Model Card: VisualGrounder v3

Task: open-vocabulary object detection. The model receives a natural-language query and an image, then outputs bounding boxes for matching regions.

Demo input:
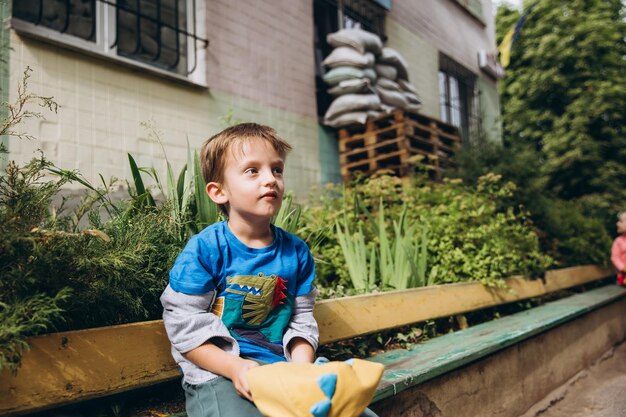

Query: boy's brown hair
[200,123,293,215]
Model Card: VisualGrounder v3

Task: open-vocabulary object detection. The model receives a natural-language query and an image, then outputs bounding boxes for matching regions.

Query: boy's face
[617,214,626,235]
[207,138,285,223]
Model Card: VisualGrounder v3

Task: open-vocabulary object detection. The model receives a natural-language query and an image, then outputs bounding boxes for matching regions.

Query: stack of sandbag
[321,28,383,128]
[374,47,422,113]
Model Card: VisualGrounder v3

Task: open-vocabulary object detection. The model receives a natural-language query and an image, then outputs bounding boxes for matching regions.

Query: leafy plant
[0,67,57,141]
[273,193,302,234]
[335,220,377,291]
[374,201,428,290]
[304,172,553,291]
[0,290,70,375]
[193,150,220,232]
[126,127,221,238]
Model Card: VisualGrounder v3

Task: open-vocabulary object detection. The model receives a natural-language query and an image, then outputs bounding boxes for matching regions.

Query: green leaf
[127,153,155,207]
[193,150,219,230]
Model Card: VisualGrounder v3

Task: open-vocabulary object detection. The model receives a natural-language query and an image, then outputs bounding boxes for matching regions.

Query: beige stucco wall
[387,0,500,140]
[390,0,496,76]
[385,17,440,118]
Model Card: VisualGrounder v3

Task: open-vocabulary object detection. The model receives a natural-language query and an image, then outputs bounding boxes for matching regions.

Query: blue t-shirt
[169,221,316,363]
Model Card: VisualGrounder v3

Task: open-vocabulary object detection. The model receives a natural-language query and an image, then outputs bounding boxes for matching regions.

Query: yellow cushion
[247,359,384,417]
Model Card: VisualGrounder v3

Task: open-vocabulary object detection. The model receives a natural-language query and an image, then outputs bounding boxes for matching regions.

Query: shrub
[301,172,553,293]
[0,150,186,372]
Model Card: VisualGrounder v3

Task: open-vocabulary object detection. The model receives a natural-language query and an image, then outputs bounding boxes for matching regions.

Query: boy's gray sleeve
[283,288,319,360]
[160,284,239,355]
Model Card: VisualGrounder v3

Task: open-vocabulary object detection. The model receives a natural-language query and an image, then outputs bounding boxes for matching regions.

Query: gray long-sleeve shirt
[161,285,319,384]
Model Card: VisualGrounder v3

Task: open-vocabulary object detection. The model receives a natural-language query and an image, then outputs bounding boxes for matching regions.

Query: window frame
[438,55,480,144]
[11,0,207,88]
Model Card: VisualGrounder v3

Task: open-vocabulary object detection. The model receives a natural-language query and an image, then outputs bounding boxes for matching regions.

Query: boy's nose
[262,171,277,186]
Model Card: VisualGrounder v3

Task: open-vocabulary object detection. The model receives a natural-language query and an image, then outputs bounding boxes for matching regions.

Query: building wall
[385,17,440,119]
[4,0,502,195]
[0,0,10,169]
[6,0,321,198]
[390,0,496,75]
[387,0,501,142]
[206,0,318,119]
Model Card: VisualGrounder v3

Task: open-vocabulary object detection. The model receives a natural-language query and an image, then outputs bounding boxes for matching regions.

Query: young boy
[611,211,626,287]
[160,123,318,417]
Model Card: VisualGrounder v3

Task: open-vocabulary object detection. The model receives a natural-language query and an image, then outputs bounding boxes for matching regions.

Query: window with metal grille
[438,54,480,144]
[12,0,208,84]
[314,0,387,118]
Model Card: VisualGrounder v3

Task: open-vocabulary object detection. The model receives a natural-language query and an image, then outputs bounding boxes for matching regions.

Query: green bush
[0,152,186,373]
[448,137,613,267]
[301,172,553,293]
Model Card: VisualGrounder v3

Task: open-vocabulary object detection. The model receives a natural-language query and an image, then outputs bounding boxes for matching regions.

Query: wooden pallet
[339,110,461,182]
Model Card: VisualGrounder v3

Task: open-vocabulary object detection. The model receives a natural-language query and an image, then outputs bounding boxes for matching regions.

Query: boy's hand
[227,357,259,401]
[182,342,259,401]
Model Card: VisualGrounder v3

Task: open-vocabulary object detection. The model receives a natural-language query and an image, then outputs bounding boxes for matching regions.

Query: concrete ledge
[370,286,626,416]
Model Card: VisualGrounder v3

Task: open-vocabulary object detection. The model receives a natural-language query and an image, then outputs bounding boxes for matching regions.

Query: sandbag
[376,77,401,92]
[322,47,375,69]
[403,91,422,105]
[374,64,397,81]
[379,47,409,80]
[367,109,383,118]
[406,103,422,112]
[324,111,369,128]
[327,28,383,55]
[380,103,395,114]
[375,86,409,109]
[398,78,418,94]
[324,93,381,121]
[362,68,378,83]
[322,66,365,86]
[327,78,373,96]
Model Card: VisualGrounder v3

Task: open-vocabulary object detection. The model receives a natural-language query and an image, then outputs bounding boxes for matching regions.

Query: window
[438,54,480,143]
[314,0,387,118]
[12,0,208,85]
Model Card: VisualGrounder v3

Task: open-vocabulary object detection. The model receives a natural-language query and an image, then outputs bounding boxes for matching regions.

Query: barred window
[438,54,480,144]
[12,0,208,84]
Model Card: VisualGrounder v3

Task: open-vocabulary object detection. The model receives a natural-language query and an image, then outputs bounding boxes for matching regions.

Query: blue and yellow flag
[498,1,539,68]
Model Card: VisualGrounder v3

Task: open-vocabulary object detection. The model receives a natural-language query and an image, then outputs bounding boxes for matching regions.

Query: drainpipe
[337,0,343,29]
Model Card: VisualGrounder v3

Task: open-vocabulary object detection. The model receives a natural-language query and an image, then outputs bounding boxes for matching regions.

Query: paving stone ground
[520,341,626,417]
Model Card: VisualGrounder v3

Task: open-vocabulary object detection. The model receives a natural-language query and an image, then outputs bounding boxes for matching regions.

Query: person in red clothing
[611,211,626,286]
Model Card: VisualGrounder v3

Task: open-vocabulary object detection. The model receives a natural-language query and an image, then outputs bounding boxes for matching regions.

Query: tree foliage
[496,0,626,222]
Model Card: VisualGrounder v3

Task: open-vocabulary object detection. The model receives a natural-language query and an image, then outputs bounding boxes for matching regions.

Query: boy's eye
[272,167,283,174]
[245,168,258,175]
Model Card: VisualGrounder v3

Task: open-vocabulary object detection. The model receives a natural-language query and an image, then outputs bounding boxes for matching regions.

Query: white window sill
[11,18,208,90]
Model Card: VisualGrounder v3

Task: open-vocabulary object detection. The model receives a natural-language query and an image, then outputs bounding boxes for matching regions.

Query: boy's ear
[206,182,228,205]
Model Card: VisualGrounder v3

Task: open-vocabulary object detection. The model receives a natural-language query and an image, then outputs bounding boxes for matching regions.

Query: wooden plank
[0,320,179,416]
[314,265,613,344]
[339,136,405,164]
[369,285,626,402]
[543,264,613,292]
[338,123,406,146]
[0,265,612,415]
[342,149,405,170]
